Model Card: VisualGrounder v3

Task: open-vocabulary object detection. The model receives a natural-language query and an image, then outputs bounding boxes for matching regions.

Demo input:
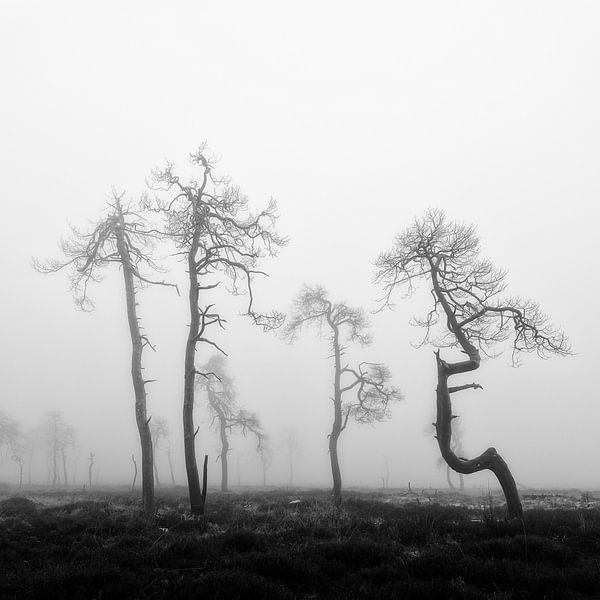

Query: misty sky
[1,1,599,490]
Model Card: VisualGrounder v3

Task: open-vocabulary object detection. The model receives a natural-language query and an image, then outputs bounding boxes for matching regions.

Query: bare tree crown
[284,285,402,426]
[146,146,287,338]
[374,208,570,362]
[33,194,175,310]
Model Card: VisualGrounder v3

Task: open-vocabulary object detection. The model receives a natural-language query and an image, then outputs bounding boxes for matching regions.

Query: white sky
[1,1,599,491]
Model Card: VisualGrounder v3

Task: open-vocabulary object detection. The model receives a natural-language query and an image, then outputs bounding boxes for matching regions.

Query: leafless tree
[374,208,570,517]
[42,412,75,487]
[88,452,95,489]
[258,444,273,487]
[0,410,21,460]
[167,442,176,487]
[284,285,402,504]
[282,429,302,488]
[147,146,285,514]
[196,355,264,492]
[131,454,138,491]
[34,194,176,516]
[149,416,169,489]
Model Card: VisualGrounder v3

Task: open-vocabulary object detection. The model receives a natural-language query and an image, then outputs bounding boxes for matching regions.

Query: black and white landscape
[1,2,599,598]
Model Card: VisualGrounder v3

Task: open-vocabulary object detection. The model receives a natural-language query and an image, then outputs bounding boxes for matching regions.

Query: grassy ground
[1,488,599,599]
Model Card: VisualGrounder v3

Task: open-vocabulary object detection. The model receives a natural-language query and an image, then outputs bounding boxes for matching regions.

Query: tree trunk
[201,454,208,513]
[183,229,203,515]
[131,454,138,491]
[459,473,465,491]
[61,447,68,487]
[430,266,523,518]
[434,351,523,517]
[446,464,455,490]
[219,419,229,492]
[167,446,176,487]
[153,445,161,488]
[329,429,342,505]
[114,208,155,517]
[329,322,343,506]
[88,453,94,490]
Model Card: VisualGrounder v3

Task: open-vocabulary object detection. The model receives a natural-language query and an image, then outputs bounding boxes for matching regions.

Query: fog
[1,1,599,494]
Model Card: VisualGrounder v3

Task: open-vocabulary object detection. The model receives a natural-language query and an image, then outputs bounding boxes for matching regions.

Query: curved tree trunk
[434,350,523,517]
[430,264,523,518]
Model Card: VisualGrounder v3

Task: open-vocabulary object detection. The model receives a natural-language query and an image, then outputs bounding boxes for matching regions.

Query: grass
[1,489,600,599]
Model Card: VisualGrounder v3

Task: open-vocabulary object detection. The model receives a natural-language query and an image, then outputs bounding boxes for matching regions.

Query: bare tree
[258,444,273,487]
[283,429,302,488]
[149,416,169,488]
[0,410,21,460]
[34,194,176,516]
[148,146,285,514]
[42,412,75,487]
[196,355,264,492]
[167,442,176,487]
[374,208,570,517]
[284,285,402,504]
[88,452,95,489]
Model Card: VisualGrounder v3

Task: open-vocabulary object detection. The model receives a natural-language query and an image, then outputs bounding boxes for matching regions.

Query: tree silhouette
[35,194,176,515]
[375,208,570,517]
[148,146,284,514]
[196,355,264,492]
[284,284,401,504]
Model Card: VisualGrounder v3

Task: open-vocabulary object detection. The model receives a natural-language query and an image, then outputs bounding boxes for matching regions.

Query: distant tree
[0,410,21,459]
[148,146,285,514]
[34,194,176,516]
[42,412,75,487]
[374,209,570,517]
[258,444,273,487]
[166,442,176,487]
[88,452,95,489]
[149,416,169,488]
[284,285,402,504]
[282,429,302,488]
[196,355,264,492]
[381,456,390,489]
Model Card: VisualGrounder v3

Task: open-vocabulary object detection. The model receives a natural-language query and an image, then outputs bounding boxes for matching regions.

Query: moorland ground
[1,487,600,599]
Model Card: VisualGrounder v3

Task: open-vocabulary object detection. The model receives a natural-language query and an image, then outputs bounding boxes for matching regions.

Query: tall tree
[149,146,284,514]
[197,355,264,492]
[284,285,402,504]
[34,194,176,515]
[374,208,570,517]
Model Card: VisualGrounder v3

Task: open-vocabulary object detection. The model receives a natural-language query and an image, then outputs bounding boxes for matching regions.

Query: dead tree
[148,146,285,515]
[149,416,169,488]
[374,208,570,517]
[12,455,24,489]
[167,443,176,487]
[283,429,302,488]
[284,285,402,504]
[197,355,264,493]
[88,452,95,489]
[34,194,176,516]
[42,412,75,487]
[259,444,273,487]
[131,454,138,491]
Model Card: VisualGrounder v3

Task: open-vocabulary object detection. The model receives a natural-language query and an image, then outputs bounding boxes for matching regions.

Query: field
[1,487,600,599]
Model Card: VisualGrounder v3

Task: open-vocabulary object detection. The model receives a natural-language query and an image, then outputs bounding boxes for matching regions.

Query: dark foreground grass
[1,490,600,599]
